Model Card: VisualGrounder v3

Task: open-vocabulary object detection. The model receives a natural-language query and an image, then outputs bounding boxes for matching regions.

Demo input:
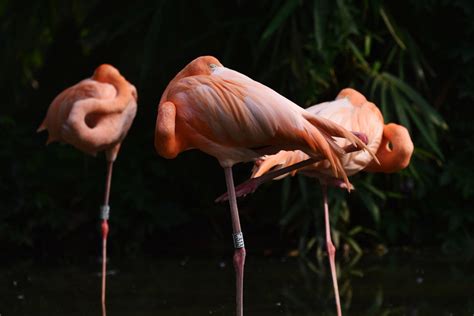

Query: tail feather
[251,156,282,178]
[303,112,377,160]
[299,120,347,184]
[301,112,377,188]
[251,151,303,179]
[250,107,375,191]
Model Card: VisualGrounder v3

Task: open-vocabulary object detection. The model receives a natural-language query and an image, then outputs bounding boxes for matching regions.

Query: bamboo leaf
[404,100,444,158]
[336,0,358,35]
[383,73,448,129]
[344,236,362,254]
[382,73,445,158]
[389,84,411,131]
[304,258,321,274]
[306,237,317,250]
[313,0,329,50]
[262,0,299,40]
[348,225,363,236]
[414,147,437,161]
[407,164,422,183]
[404,31,435,80]
[361,181,387,200]
[347,40,370,70]
[364,34,371,56]
[280,200,303,227]
[358,192,380,225]
[379,7,406,50]
[380,79,390,121]
[384,191,405,199]
[370,75,381,100]
[350,269,364,277]
[385,46,399,70]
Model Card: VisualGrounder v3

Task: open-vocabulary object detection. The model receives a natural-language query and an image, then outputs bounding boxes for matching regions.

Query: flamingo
[222,88,413,316]
[154,57,373,316]
[37,64,138,316]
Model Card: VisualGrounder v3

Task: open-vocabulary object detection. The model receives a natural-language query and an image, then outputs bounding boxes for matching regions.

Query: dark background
[1,0,473,263]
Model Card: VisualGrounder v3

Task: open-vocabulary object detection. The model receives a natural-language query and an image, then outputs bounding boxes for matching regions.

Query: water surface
[1,249,473,315]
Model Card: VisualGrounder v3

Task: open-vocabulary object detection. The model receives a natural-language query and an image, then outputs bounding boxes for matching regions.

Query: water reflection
[1,249,473,315]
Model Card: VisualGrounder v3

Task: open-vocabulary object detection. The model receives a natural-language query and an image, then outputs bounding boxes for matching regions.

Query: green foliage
[0,0,472,257]
[254,0,472,255]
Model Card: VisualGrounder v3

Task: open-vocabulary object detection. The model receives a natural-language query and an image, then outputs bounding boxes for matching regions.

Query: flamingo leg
[322,184,342,316]
[101,160,114,316]
[224,167,246,316]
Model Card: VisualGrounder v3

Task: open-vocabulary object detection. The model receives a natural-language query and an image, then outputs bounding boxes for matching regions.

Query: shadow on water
[1,249,473,315]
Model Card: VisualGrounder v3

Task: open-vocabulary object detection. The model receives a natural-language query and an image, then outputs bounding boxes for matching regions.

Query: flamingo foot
[321,176,354,190]
[351,131,368,145]
[215,178,260,203]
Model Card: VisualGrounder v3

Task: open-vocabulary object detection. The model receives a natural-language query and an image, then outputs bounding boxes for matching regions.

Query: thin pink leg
[101,220,109,316]
[224,167,246,316]
[322,184,342,316]
[101,160,114,316]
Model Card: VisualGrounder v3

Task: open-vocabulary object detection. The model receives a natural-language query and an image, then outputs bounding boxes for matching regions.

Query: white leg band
[233,232,245,249]
[100,205,110,220]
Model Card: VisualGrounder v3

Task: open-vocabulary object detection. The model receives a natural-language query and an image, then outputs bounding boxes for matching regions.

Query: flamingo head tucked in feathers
[173,56,223,80]
[93,64,138,101]
[364,123,414,173]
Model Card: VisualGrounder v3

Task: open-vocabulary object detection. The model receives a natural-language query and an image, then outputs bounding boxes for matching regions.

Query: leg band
[233,232,245,249]
[100,205,110,220]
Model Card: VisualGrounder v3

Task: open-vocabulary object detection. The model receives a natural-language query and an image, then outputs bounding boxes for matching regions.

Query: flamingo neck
[93,65,136,102]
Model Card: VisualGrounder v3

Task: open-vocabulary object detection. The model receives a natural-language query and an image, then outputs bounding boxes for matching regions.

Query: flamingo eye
[209,63,218,69]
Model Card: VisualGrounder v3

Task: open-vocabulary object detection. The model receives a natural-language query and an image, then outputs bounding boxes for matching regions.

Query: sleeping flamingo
[154,57,373,316]
[37,64,137,316]
[222,88,413,316]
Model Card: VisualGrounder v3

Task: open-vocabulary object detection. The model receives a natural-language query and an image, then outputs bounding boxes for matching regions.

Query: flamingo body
[250,88,414,316]
[156,57,371,181]
[38,64,137,161]
[306,89,384,176]
[253,88,413,180]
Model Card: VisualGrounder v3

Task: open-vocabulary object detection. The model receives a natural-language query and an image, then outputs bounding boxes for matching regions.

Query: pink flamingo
[154,57,373,316]
[218,88,413,316]
[37,64,137,316]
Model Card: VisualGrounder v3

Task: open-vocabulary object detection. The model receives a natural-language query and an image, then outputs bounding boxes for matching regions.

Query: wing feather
[252,92,384,181]
[165,68,370,184]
